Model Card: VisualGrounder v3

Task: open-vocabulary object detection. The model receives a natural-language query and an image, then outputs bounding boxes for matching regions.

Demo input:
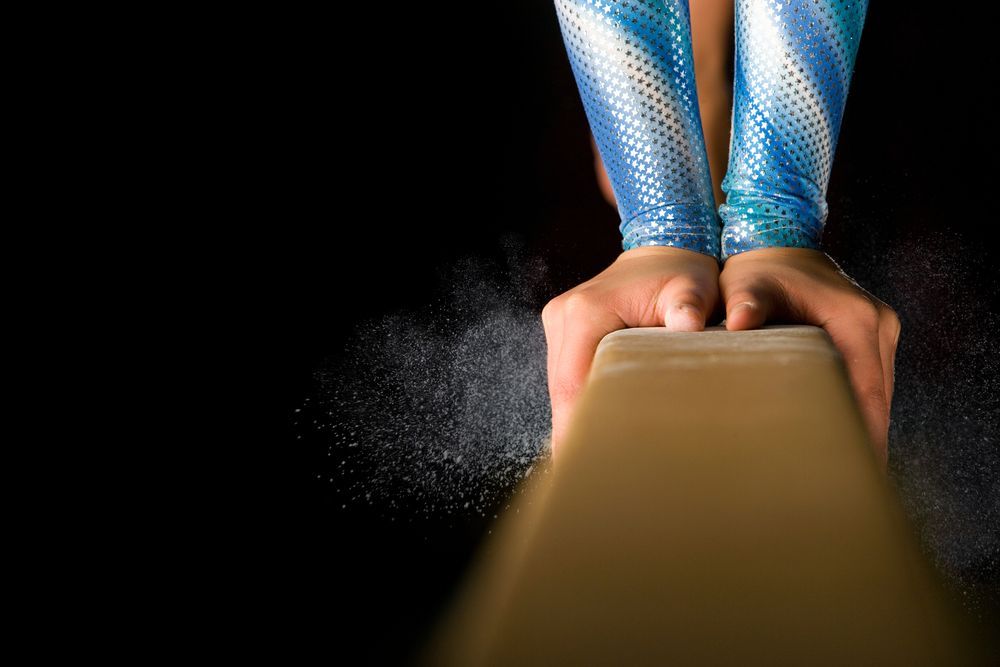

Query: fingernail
[730,302,754,317]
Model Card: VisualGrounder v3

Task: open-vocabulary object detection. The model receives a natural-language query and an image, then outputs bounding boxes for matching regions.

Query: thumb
[725,298,768,331]
[660,279,715,333]
[723,280,784,331]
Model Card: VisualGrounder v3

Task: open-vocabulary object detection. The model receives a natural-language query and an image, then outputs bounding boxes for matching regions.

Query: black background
[259,2,998,662]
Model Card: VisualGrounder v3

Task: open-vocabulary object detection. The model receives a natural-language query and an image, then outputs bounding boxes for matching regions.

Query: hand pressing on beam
[542,246,721,458]
[719,247,901,469]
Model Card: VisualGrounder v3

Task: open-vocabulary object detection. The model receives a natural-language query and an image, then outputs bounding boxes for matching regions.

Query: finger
[550,296,624,455]
[719,273,787,331]
[877,306,901,421]
[541,298,564,397]
[725,295,769,331]
[659,275,715,332]
[823,310,889,468]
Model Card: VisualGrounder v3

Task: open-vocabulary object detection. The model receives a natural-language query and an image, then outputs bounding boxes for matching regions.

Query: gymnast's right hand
[542,246,720,457]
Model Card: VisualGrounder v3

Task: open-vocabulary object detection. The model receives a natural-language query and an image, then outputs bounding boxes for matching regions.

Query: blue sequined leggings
[554,0,720,257]
[553,0,868,261]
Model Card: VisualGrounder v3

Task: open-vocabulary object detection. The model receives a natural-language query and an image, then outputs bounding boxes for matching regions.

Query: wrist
[720,245,829,269]
[620,204,721,259]
[718,199,824,262]
[618,244,722,271]
[718,181,827,261]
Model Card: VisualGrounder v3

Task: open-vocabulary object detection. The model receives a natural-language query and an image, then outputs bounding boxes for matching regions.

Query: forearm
[719,0,868,260]
[554,0,720,258]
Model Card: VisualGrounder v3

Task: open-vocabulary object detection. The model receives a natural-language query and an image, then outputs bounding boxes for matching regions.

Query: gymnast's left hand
[719,247,900,469]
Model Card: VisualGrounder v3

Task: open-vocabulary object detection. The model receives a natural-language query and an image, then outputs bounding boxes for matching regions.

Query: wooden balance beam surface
[425,325,986,665]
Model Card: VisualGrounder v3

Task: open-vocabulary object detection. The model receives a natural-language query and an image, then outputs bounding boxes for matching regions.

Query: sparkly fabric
[554,0,720,258]
[719,0,868,260]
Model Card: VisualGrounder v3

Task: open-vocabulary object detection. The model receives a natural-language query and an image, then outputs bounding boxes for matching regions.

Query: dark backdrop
[262,2,998,662]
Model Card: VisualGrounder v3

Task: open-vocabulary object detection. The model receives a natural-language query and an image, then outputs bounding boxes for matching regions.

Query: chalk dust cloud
[297,231,998,620]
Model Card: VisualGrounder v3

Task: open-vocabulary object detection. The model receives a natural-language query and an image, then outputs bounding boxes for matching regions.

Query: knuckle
[726,290,756,308]
[864,382,887,406]
[541,297,562,325]
[862,387,886,417]
[562,290,598,317]
[853,380,888,417]
[673,287,707,311]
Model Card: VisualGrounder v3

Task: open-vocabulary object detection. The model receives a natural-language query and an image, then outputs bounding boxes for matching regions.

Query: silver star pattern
[554,0,720,257]
[719,0,868,260]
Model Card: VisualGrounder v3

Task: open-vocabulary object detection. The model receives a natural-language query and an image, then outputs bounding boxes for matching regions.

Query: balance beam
[425,325,984,665]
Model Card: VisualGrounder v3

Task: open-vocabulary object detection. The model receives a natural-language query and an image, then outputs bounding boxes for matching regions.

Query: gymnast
[546,0,899,467]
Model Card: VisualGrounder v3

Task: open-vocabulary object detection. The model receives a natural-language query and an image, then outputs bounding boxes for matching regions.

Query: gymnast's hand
[542,246,720,457]
[719,247,900,469]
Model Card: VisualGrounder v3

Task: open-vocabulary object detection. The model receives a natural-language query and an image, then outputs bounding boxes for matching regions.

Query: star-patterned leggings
[553,0,868,261]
